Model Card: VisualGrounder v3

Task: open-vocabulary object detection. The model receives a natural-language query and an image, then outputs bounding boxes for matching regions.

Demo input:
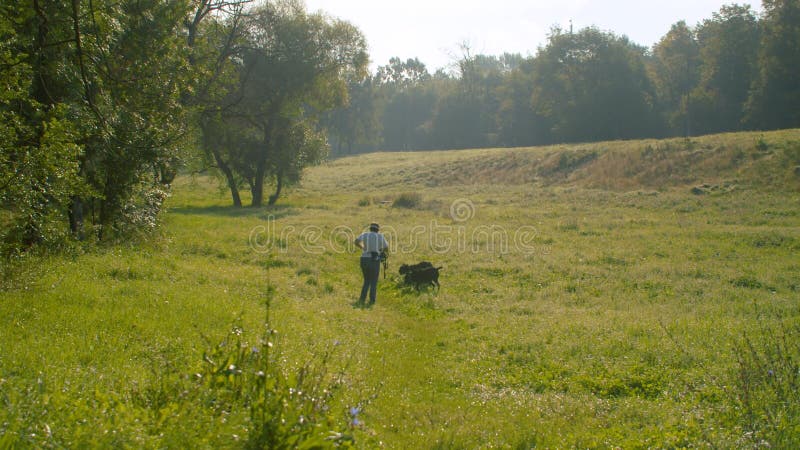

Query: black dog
[399,262,442,291]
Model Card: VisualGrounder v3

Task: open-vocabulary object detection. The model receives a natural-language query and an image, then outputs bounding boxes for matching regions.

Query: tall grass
[1,129,799,447]
[0,300,355,448]
[733,323,800,447]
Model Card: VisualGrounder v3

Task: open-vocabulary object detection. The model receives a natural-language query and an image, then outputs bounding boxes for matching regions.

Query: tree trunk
[251,162,266,207]
[158,162,177,186]
[225,170,242,208]
[68,196,85,240]
[252,123,272,207]
[210,146,241,207]
[268,170,283,206]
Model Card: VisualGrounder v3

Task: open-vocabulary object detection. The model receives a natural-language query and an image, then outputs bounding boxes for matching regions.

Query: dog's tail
[436,266,443,270]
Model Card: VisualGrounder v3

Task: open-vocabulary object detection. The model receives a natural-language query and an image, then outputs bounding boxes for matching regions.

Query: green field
[2,130,800,448]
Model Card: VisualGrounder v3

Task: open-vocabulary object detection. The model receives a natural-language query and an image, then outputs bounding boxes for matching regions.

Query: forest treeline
[324,1,800,155]
[1,0,799,254]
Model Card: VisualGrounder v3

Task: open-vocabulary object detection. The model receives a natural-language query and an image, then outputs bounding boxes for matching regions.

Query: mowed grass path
[2,130,800,447]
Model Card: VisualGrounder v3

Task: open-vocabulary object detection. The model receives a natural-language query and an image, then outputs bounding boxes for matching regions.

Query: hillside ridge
[314,129,800,193]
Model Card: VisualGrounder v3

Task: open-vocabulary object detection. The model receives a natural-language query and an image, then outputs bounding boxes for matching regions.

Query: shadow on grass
[393,280,440,296]
[169,204,298,220]
[351,300,374,309]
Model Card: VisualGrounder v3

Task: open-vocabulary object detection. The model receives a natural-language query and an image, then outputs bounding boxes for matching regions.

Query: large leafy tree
[494,57,548,147]
[323,76,383,156]
[80,0,193,237]
[226,0,368,206]
[693,4,760,134]
[2,0,201,246]
[651,21,701,136]
[0,3,87,249]
[531,27,657,143]
[374,57,435,151]
[745,0,800,129]
[186,1,252,208]
[430,51,506,149]
[0,2,77,248]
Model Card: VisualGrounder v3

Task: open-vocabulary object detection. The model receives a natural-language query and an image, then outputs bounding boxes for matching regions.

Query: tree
[430,49,505,149]
[374,57,435,151]
[495,57,548,146]
[530,27,657,143]
[186,0,252,208]
[85,0,193,236]
[693,4,760,134]
[0,4,87,248]
[230,0,368,206]
[2,0,198,246]
[266,120,327,204]
[375,56,431,86]
[745,0,800,129]
[200,111,255,208]
[323,76,383,156]
[651,21,701,136]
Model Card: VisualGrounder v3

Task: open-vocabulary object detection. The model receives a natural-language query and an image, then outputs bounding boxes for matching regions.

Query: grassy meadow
[2,130,800,448]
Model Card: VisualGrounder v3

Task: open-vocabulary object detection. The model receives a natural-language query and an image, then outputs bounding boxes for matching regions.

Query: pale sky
[303,0,763,73]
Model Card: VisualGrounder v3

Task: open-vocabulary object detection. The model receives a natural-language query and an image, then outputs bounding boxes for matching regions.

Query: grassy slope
[2,130,800,448]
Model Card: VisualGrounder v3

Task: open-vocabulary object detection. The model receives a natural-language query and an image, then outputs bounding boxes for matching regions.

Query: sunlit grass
[1,129,799,447]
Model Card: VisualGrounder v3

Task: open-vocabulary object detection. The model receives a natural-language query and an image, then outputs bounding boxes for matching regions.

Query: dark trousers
[359,256,381,304]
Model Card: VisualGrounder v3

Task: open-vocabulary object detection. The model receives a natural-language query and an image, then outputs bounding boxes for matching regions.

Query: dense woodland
[326,1,800,154]
[1,0,799,253]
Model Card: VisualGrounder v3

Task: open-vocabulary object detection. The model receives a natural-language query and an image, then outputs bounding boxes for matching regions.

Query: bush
[193,324,354,449]
[393,192,421,209]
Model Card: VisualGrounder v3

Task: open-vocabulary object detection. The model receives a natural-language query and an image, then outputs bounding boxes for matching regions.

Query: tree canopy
[1,0,367,252]
[205,0,368,206]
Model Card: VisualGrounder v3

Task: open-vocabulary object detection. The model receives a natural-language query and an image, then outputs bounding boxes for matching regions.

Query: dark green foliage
[375,58,436,151]
[323,77,383,155]
[532,27,658,143]
[207,0,368,206]
[745,0,800,129]
[0,5,88,250]
[650,21,701,137]
[1,0,196,250]
[3,0,362,245]
[693,5,760,134]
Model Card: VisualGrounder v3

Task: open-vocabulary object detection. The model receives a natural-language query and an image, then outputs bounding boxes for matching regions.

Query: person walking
[354,222,388,306]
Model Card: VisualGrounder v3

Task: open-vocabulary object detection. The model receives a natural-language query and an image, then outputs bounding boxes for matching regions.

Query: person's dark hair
[369,222,380,232]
